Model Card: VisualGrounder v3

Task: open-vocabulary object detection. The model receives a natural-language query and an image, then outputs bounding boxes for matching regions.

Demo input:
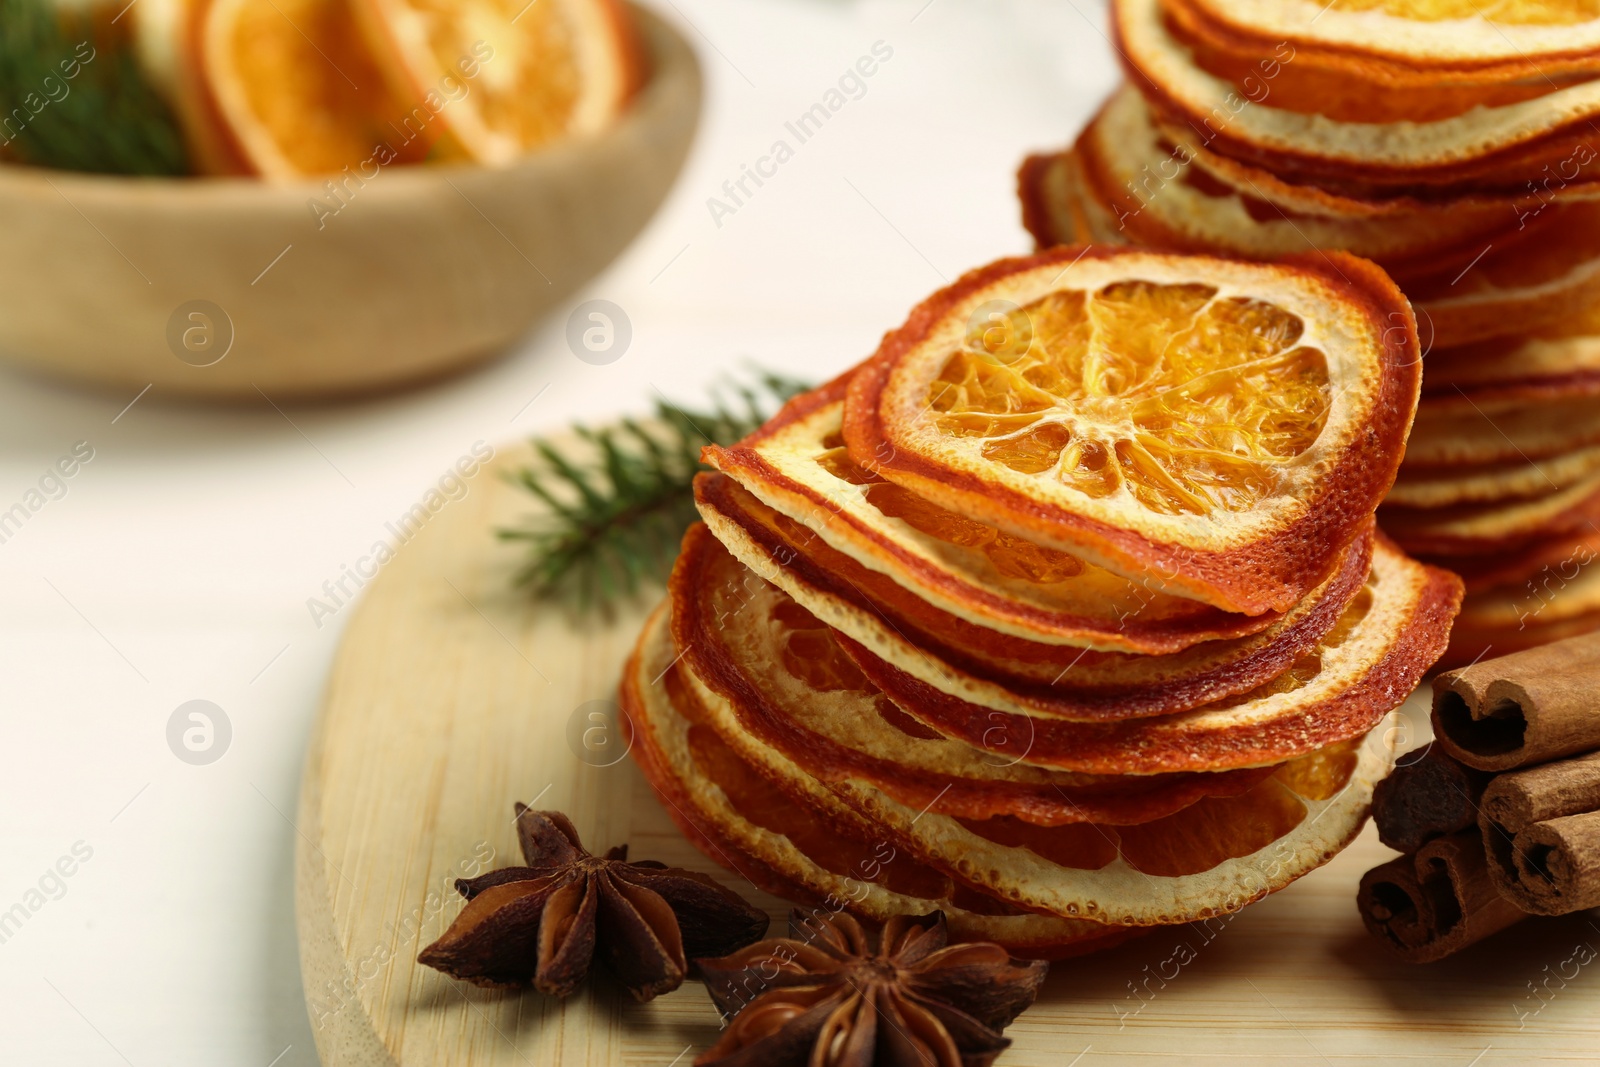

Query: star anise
[417,805,769,1001]
[694,909,1049,1067]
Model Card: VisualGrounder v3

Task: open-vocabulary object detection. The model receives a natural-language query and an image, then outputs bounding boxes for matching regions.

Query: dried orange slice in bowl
[354,0,644,165]
[843,246,1421,616]
[200,0,434,178]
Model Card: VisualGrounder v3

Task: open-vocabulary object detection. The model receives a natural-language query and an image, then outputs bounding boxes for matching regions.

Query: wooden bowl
[0,6,699,401]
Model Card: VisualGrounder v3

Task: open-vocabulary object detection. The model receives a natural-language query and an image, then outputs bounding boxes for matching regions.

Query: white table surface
[0,1,1124,1061]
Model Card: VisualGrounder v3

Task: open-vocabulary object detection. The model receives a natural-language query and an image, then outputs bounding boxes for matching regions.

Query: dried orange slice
[1178,0,1600,69]
[1453,551,1600,633]
[1382,471,1600,556]
[1406,394,1600,466]
[1115,0,1600,200]
[146,0,253,175]
[640,588,1403,926]
[1425,315,1600,404]
[696,477,1374,722]
[704,376,1279,654]
[354,0,643,165]
[1023,133,1600,349]
[1139,108,1517,221]
[1444,604,1600,668]
[1027,89,1514,286]
[1442,528,1600,594]
[842,536,1461,776]
[1443,538,1600,665]
[843,246,1420,616]
[200,0,432,178]
[1405,201,1600,347]
[668,522,1276,826]
[836,730,1385,926]
[621,606,1132,957]
[1388,445,1600,509]
[1020,89,1600,349]
[1163,0,1600,124]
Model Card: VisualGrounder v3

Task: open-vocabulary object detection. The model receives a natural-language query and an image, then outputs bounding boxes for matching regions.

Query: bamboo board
[296,442,1600,1067]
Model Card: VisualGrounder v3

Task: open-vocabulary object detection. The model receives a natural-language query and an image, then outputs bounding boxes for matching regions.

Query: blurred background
[0,0,1115,1062]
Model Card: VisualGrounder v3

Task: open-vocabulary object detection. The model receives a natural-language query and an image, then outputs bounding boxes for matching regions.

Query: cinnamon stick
[1480,750,1600,915]
[1357,831,1529,963]
[1371,746,1492,853]
[1432,632,1600,772]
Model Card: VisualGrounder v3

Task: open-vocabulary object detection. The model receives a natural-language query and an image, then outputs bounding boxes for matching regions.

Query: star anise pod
[694,909,1049,1067]
[417,805,769,1001]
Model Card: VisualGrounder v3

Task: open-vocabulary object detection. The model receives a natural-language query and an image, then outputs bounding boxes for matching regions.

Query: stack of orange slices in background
[1019,0,1600,667]
[621,246,1462,955]
[148,0,642,178]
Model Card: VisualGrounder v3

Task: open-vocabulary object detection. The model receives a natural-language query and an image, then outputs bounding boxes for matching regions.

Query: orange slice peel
[668,522,1278,826]
[837,536,1459,776]
[695,474,1376,723]
[842,246,1420,616]
[703,375,1281,654]
[621,605,1136,957]
[200,0,432,179]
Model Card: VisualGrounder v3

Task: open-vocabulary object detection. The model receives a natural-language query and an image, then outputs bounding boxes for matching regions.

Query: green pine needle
[0,0,191,176]
[499,370,811,610]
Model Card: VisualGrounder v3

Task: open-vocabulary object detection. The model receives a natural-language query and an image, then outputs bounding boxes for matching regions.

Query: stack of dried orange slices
[620,246,1462,956]
[1019,0,1600,666]
[1386,316,1600,661]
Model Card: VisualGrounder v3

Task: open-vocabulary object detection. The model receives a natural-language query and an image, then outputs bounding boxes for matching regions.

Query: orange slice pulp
[355,0,642,165]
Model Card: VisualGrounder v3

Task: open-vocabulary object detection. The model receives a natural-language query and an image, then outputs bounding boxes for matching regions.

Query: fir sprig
[0,0,190,175]
[500,371,810,609]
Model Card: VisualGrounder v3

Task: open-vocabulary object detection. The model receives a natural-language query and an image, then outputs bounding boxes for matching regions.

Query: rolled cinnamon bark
[1432,633,1600,772]
[1371,746,1491,853]
[1358,831,1528,963]
[1480,751,1600,915]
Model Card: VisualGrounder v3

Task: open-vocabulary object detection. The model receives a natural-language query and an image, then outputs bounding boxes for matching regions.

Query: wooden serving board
[296,443,1600,1067]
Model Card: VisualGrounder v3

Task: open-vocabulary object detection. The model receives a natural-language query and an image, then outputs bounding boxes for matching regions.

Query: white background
[0,0,1117,1062]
